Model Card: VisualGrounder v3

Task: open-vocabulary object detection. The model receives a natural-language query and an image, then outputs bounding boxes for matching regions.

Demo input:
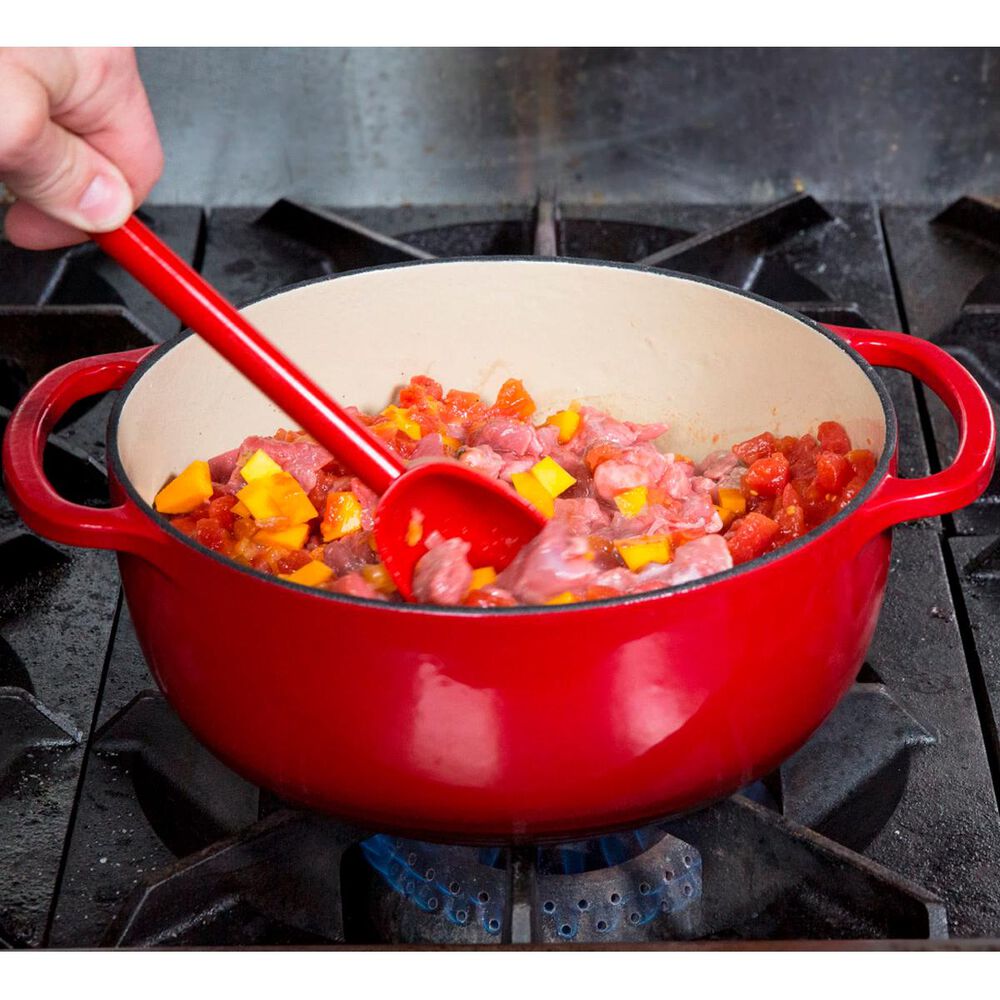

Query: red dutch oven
[2,259,995,843]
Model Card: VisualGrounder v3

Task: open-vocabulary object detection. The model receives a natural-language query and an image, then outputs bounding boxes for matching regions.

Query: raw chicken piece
[218,435,334,493]
[412,535,475,605]
[459,444,505,480]
[329,572,386,600]
[699,450,739,481]
[494,521,599,604]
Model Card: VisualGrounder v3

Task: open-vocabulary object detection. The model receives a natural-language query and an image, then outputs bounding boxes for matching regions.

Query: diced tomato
[836,475,868,511]
[443,389,485,422]
[585,443,621,473]
[788,433,820,480]
[774,435,798,456]
[194,518,230,553]
[399,375,443,407]
[732,431,776,466]
[847,448,877,481]
[584,585,624,601]
[780,482,801,509]
[774,501,806,541]
[492,378,536,421]
[744,453,790,497]
[462,589,518,608]
[814,450,851,492]
[818,421,850,455]
[725,512,780,565]
[207,494,237,531]
[275,550,312,574]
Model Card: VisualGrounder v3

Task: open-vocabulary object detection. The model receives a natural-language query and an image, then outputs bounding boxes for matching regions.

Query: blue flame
[360,834,503,933]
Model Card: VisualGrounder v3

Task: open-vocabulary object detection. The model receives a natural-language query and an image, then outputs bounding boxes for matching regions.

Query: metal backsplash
[136,47,1000,208]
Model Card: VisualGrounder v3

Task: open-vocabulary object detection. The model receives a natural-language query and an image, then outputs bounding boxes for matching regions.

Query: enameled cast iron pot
[3,260,995,843]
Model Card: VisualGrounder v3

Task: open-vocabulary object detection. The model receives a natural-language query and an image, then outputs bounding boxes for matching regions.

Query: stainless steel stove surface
[2,194,999,948]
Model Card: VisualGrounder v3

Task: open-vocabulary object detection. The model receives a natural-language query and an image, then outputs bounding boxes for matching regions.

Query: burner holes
[449,881,461,894]
[407,852,418,866]
[660,900,670,913]
[456,909,468,923]
[629,912,641,924]
[682,855,693,867]
[428,898,439,910]
[424,868,435,880]
[577,899,589,910]
[405,880,415,893]
[560,924,573,937]
[639,882,651,895]
[543,900,556,913]
[488,918,500,932]
[663,869,674,882]
[610,893,621,904]
[682,884,694,897]
[478,891,490,903]
[596,920,608,932]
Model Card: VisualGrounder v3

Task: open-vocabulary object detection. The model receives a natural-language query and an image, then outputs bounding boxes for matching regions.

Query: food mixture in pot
[153,376,877,606]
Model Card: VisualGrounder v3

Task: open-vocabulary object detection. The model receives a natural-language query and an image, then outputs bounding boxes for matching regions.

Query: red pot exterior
[115,482,891,841]
[3,310,995,843]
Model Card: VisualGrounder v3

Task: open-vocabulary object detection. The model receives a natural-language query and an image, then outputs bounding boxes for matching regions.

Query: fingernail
[76,175,132,229]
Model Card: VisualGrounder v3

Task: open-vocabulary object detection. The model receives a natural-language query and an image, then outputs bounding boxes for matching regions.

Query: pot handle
[2,347,165,559]
[827,325,996,535]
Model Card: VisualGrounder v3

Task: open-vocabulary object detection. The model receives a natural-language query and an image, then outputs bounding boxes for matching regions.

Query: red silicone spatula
[92,217,545,600]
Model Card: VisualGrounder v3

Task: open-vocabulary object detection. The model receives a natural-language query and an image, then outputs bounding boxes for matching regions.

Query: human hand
[0,47,163,249]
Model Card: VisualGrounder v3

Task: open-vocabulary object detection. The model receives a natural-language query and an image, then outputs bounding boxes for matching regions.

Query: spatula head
[373,461,547,602]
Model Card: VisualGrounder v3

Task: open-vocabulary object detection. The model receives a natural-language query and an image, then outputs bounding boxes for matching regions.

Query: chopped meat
[208,447,240,484]
[410,433,448,461]
[321,532,378,575]
[494,521,599,604]
[164,376,875,607]
[698,450,739,480]
[412,536,475,605]
[219,435,334,493]
[470,417,544,458]
[329,572,386,600]
[459,444,505,479]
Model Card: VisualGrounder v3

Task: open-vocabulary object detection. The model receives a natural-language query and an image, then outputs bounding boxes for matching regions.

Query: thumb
[0,64,133,233]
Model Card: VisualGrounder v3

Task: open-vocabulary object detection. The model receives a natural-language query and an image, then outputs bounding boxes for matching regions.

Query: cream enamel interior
[116,260,887,503]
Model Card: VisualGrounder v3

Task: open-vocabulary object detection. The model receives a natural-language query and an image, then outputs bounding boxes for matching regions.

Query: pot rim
[106,256,897,617]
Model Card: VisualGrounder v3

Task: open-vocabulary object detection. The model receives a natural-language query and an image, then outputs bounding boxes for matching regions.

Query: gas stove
[2,193,999,948]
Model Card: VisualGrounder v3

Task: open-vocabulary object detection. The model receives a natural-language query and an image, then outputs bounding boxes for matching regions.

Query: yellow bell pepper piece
[154,461,213,514]
[545,409,581,444]
[382,404,422,441]
[545,591,578,605]
[240,448,283,482]
[469,566,497,592]
[362,562,397,594]
[279,561,334,587]
[530,456,576,498]
[511,471,554,518]
[716,504,738,530]
[717,487,747,516]
[322,491,363,542]
[232,500,252,518]
[237,472,318,524]
[615,535,673,572]
[614,485,648,518]
[254,523,310,550]
[405,515,424,546]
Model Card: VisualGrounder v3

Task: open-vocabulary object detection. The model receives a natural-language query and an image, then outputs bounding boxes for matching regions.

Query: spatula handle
[93,217,406,494]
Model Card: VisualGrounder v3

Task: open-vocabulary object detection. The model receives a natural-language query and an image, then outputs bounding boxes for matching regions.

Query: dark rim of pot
[107,256,897,617]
